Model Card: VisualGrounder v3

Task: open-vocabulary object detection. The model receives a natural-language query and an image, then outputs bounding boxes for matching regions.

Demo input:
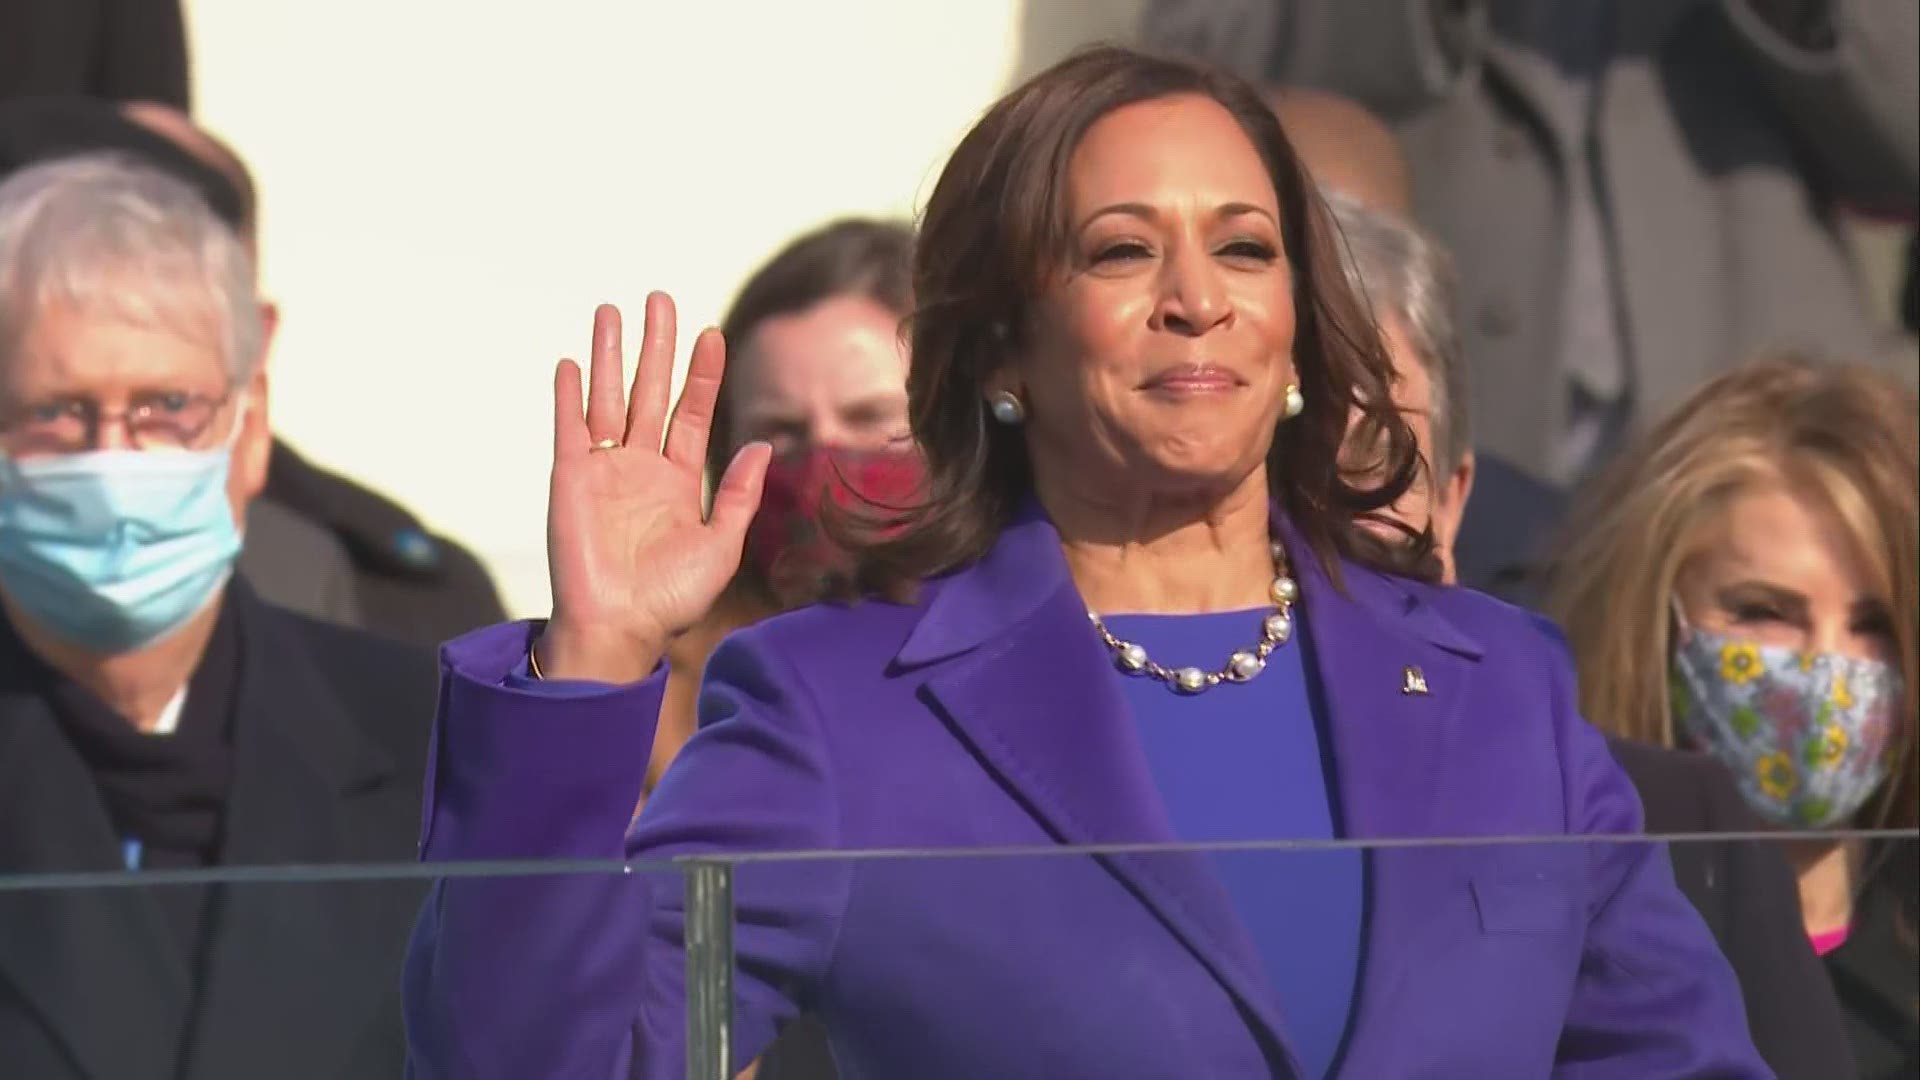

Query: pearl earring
[988,390,1026,425]
[1283,383,1305,419]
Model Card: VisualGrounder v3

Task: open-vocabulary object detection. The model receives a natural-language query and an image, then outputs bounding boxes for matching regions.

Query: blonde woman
[1549,356,1918,1079]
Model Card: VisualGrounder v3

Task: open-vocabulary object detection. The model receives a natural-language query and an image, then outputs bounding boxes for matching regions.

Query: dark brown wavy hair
[852,45,1426,594]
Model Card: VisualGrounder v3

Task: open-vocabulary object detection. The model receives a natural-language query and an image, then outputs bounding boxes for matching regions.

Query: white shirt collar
[147,684,188,736]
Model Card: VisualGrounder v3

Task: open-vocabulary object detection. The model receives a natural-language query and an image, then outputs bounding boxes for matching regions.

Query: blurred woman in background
[645,218,917,800]
[1549,357,1919,1079]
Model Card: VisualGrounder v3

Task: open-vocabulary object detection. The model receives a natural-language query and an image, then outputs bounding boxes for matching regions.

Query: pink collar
[1808,925,1851,956]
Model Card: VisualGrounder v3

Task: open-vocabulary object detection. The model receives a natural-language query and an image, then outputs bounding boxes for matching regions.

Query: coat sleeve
[402,621,847,1080]
[1721,0,1920,213]
[1531,622,1772,1078]
[1138,0,1492,117]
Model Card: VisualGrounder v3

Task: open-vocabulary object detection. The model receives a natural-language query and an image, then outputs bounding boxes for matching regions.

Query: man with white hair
[0,94,510,647]
[0,155,431,1079]
[113,102,511,647]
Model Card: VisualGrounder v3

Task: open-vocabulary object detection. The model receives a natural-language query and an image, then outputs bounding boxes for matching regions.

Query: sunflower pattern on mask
[1830,670,1854,710]
[1754,752,1799,801]
[1672,619,1901,828]
[1719,642,1764,684]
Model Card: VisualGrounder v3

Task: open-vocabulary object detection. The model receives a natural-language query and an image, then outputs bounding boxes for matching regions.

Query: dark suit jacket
[1826,842,1920,1080]
[0,581,435,1080]
[266,440,507,648]
[0,0,189,108]
[1608,737,1857,1080]
[241,500,364,629]
[1453,452,1567,607]
[0,95,240,228]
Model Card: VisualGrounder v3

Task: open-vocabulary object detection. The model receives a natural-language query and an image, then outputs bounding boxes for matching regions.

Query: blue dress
[1103,606,1362,1080]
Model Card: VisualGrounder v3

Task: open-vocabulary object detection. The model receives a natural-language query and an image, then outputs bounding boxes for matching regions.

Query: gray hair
[0,153,262,382]
[1324,191,1469,477]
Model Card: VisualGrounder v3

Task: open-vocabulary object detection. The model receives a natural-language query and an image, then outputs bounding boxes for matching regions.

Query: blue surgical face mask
[0,412,246,653]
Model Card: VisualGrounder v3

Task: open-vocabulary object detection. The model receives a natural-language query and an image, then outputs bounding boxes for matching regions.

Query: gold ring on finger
[590,438,622,452]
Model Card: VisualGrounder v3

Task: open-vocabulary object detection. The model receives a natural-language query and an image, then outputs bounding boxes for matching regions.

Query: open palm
[538,295,770,683]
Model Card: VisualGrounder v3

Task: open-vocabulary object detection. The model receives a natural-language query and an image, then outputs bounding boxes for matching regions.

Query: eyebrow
[1715,582,1808,611]
[1849,597,1894,621]
[1717,581,1892,619]
[10,381,209,405]
[1078,201,1277,231]
[734,409,805,431]
[838,391,908,415]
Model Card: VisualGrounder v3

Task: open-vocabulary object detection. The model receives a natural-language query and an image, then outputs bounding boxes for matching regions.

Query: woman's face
[1007,93,1297,506]
[728,294,910,457]
[1674,480,1895,663]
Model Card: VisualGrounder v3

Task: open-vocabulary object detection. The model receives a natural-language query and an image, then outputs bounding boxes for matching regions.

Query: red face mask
[744,446,924,609]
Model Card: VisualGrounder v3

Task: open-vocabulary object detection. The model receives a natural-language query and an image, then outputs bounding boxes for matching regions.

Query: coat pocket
[1471,873,1577,933]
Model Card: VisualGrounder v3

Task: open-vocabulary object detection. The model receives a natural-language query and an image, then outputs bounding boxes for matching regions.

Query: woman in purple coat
[403,47,1765,1079]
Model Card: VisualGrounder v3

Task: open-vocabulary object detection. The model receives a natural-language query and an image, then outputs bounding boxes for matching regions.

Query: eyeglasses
[0,388,237,455]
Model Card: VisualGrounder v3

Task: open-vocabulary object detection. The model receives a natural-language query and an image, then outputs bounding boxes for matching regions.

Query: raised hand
[535,295,771,683]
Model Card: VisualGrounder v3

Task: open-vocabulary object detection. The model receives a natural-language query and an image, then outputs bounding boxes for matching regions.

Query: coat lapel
[1276,516,1486,1069]
[902,509,1304,1076]
[175,590,411,1080]
[0,659,191,1080]
[1277,515,1481,842]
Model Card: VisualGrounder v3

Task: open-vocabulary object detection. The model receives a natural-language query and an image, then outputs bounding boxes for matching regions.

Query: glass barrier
[0,855,673,1080]
[2,831,1912,1079]
[687,830,1919,1080]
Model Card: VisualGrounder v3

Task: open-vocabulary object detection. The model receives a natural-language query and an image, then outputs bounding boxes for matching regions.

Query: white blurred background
[182,0,1146,617]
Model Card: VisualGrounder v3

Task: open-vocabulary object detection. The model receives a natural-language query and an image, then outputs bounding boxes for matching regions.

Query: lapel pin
[1401,666,1429,696]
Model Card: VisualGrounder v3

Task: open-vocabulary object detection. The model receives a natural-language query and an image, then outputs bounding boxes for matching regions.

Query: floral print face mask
[1670,609,1901,827]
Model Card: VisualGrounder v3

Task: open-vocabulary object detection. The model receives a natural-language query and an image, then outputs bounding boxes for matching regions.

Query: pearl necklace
[1087,542,1299,695]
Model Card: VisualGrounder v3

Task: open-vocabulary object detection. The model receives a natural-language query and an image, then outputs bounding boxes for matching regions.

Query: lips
[1138,365,1245,392]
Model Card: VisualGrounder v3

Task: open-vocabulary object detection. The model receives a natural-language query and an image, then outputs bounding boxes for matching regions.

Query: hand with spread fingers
[535,294,771,684]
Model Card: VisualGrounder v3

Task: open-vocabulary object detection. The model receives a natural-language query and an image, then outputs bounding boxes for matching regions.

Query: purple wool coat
[403,508,1767,1079]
